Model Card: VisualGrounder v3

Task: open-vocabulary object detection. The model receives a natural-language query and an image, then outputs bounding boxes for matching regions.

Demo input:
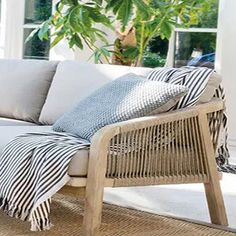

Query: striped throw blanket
[0,132,90,231]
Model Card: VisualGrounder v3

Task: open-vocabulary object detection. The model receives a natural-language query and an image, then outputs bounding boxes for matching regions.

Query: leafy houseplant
[34,0,215,66]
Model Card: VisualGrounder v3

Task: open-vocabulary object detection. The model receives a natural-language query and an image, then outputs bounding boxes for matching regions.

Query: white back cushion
[0,59,58,123]
[197,72,222,104]
[39,61,152,124]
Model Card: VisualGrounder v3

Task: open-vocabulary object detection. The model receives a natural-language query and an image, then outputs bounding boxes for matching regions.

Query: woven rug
[0,194,235,236]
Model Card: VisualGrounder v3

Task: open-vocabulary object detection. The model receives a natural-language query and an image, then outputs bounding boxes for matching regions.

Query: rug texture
[0,193,235,236]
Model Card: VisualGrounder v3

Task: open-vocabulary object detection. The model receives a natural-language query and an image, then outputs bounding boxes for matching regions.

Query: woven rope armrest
[81,99,228,234]
[88,99,224,187]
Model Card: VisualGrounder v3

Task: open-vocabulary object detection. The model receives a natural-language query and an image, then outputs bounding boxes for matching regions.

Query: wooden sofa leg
[81,133,112,236]
[204,179,228,226]
[82,183,104,236]
[199,114,228,226]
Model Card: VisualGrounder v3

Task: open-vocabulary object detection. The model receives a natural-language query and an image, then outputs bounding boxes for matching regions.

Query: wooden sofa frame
[61,99,228,236]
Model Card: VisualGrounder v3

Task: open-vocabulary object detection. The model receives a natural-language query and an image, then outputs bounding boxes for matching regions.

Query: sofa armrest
[88,99,224,187]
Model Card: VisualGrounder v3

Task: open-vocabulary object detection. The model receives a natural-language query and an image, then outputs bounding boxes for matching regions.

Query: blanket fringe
[0,132,89,231]
[0,196,53,231]
[31,216,53,231]
[0,197,30,221]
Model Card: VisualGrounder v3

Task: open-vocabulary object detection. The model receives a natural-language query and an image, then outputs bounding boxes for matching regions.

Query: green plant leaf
[73,34,83,49]
[65,0,78,6]
[106,0,123,14]
[55,1,63,14]
[106,0,133,30]
[33,0,214,65]
[50,34,64,48]
[133,0,150,20]
[38,21,50,40]
[102,47,110,56]
[122,46,139,60]
[160,21,173,39]
[94,0,103,6]
[94,49,102,63]
[69,34,83,49]
[95,31,109,44]
[117,0,133,30]
[86,6,111,27]
[25,28,39,43]
[68,6,84,32]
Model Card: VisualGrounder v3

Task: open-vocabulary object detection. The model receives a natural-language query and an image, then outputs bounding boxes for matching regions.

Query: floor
[104,146,236,229]
[230,146,236,164]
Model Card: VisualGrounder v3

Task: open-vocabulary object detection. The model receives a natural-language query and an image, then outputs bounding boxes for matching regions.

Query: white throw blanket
[0,132,90,231]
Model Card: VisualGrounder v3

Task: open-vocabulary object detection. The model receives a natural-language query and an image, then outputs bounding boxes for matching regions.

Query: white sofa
[0,59,152,177]
[0,59,228,235]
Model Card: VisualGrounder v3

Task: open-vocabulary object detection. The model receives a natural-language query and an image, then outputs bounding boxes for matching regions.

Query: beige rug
[0,194,235,236]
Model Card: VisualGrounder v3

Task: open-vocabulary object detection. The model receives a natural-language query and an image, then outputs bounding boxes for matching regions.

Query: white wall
[1,0,24,58]
[215,0,236,146]
[50,39,96,62]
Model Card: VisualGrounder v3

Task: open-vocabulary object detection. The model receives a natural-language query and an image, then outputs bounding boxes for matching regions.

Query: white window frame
[167,26,218,67]
[0,0,52,59]
[0,0,24,59]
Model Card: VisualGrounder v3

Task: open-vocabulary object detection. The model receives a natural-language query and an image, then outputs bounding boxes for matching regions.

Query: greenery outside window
[171,0,219,68]
[23,0,52,60]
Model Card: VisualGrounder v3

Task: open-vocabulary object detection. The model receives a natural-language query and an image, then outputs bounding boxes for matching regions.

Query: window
[23,0,52,60]
[174,30,217,68]
[169,0,219,68]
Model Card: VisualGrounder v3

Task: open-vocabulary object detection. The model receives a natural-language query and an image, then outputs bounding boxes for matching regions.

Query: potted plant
[31,0,215,66]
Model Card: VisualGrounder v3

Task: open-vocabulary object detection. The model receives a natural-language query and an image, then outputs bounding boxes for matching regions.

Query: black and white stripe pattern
[147,66,213,109]
[218,164,236,174]
[213,85,235,173]
[0,132,90,231]
[148,67,232,171]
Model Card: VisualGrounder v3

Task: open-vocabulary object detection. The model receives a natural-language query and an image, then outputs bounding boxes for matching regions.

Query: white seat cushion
[0,59,58,123]
[39,61,153,124]
[0,118,37,126]
[0,126,89,177]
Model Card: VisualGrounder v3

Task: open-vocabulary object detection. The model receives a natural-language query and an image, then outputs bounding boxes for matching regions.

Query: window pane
[174,32,216,69]
[24,0,52,24]
[23,28,50,60]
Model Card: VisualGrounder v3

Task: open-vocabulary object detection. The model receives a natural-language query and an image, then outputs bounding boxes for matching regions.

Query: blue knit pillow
[53,73,188,140]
